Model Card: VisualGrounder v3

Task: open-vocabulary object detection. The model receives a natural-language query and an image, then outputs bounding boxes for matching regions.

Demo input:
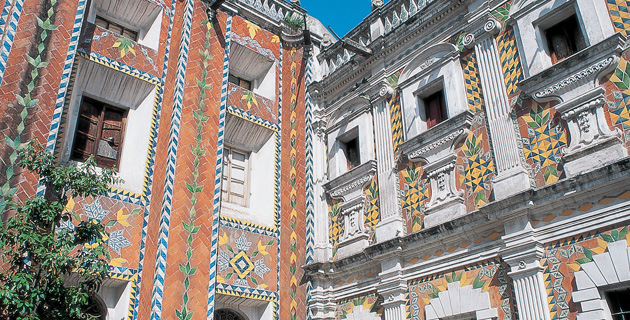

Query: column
[469,20,530,200]
[373,83,405,242]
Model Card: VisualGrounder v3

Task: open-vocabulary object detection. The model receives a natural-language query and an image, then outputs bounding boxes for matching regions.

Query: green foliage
[0,141,120,319]
[526,106,550,129]
[284,13,305,29]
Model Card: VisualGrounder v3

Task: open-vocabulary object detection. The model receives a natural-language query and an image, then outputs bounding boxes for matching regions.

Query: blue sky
[300,0,384,37]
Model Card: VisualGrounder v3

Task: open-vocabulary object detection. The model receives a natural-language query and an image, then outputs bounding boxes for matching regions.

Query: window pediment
[398,43,460,89]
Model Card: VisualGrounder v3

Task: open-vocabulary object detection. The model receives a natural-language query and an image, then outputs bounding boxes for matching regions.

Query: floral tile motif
[491,0,512,22]
[520,101,567,185]
[407,260,515,320]
[335,292,383,320]
[65,197,141,268]
[217,230,277,290]
[459,132,494,208]
[400,162,430,233]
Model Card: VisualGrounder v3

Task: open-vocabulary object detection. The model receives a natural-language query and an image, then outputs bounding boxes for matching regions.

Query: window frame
[510,0,615,78]
[605,287,630,320]
[222,146,250,207]
[398,42,467,141]
[542,13,586,64]
[228,73,253,91]
[70,96,128,169]
[94,14,139,41]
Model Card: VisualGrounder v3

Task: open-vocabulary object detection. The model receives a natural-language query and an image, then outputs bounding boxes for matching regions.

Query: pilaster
[467,19,530,200]
[313,117,333,262]
[377,252,407,320]
[502,216,551,320]
[373,83,405,242]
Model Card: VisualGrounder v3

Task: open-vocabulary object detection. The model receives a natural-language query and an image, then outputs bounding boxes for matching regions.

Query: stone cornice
[323,160,377,201]
[399,110,473,162]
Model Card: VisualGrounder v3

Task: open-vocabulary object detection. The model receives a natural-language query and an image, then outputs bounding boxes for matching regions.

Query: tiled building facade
[306,0,630,320]
[3,0,630,319]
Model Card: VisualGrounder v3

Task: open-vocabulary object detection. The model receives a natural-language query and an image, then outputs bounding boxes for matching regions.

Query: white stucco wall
[221,134,276,227]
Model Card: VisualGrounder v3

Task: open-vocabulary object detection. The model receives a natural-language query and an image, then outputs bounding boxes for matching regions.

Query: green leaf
[584,248,593,260]
[576,258,591,264]
[105,220,117,227]
[544,166,558,182]
[601,233,615,243]
[619,226,628,240]
[612,229,620,241]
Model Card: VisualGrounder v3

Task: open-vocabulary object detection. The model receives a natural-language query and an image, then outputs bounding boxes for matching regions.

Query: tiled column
[373,84,405,242]
[469,19,530,200]
[378,255,407,320]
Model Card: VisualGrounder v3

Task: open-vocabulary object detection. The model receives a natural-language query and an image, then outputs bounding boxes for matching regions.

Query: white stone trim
[573,240,630,320]
[425,281,498,320]
[344,304,382,320]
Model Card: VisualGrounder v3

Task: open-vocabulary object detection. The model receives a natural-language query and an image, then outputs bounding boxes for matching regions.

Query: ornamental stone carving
[399,110,473,228]
[556,88,627,177]
[323,160,377,259]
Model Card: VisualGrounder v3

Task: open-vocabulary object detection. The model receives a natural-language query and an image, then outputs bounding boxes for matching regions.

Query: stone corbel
[399,110,473,229]
[556,87,627,177]
[424,154,465,213]
[323,160,377,259]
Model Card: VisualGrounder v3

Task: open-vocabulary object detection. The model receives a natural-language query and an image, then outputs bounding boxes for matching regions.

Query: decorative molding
[323,160,377,201]
[534,57,615,100]
[519,33,625,103]
[408,129,465,161]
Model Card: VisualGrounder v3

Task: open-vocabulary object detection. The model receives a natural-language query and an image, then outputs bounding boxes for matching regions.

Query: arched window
[215,309,246,320]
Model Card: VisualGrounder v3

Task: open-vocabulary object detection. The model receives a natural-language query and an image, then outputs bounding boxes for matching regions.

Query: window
[215,309,245,320]
[423,90,447,129]
[222,147,249,206]
[341,137,360,169]
[608,288,630,320]
[95,15,138,41]
[228,74,252,90]
[71,97,126,169]
[543,14,586,63]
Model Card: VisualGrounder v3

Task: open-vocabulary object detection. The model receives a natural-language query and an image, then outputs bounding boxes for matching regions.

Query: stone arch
[344,304,382,320]
[573,239,630,320]
[425,281,498,320]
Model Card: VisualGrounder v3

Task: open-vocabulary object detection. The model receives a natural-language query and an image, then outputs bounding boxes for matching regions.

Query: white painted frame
[61,59,157,195]
[573,239,630,320]
[398,42,468,141]
[425,281,498,320]
[326,99,375,180]
[509,0,615,78]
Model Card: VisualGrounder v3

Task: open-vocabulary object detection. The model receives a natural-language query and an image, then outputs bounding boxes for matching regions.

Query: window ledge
[519,33,625,103]
[399,110,473,164]
[323,160,377,201]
